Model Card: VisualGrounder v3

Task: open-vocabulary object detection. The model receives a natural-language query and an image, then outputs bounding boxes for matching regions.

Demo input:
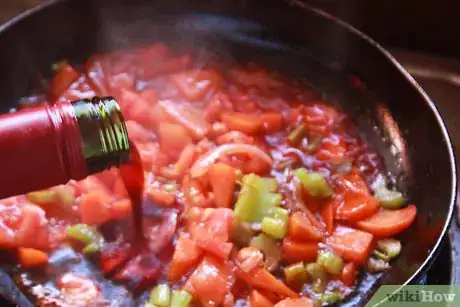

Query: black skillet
[0,0,456,306]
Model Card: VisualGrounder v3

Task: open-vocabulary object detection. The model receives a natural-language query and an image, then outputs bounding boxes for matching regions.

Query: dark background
[2,0,460,58]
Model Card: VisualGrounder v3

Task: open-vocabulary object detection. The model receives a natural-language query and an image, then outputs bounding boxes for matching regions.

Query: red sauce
[2,43,418,306]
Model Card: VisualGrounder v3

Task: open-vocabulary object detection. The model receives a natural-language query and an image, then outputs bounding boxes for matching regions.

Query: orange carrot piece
[221,112,263,134]
[281,238,319,263]
[168,234,202,282]
[18,248,48,268]
[356,205,417,237]
[288,211,324,241]
[326,225,374,265]
[208,163,237,208]
[250,290,274,307]
[238,267,298,298]
[321,200,335,235]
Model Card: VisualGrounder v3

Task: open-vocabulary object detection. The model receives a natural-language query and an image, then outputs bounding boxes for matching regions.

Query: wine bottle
[0,97,130,199]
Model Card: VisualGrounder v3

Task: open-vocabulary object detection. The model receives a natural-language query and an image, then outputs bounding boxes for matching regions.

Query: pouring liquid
[119,141,145,244]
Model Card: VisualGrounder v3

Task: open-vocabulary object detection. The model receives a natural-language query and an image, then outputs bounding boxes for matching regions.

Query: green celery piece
[270,207,289,224]
[234,174,282,222]
[294,168,333,198]
[27,189,58,206]
[284,262,307,284]
[82,242,101,254]
[170,290,192,307]
[288,123,307,145]
[67,224,104,253]
[262,217,287,240]
[149,284,171,307]
[317,251,344,275]
[320,291,343,304]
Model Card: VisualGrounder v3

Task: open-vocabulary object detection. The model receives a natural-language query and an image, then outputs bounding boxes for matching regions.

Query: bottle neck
[69,97,130,175]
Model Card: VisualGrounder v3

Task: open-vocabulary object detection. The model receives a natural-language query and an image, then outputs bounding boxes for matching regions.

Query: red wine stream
[119,141,145,243]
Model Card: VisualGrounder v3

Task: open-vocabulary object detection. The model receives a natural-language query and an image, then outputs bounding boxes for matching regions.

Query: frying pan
[0,0,456,306]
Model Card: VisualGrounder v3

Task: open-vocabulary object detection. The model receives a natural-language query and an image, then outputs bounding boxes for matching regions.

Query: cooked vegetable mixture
[6,43,417,306]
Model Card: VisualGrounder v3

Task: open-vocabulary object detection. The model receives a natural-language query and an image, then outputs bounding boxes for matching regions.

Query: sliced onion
[190,144,273,178]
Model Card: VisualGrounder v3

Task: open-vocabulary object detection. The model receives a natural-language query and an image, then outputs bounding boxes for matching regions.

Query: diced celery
[27,189,57,206]
[306,263,327,280]
[270,207,289,224]
[284,262,307,284]
[242,173,278,192]
[294,168,333,198]
[320,291,343,304]
[376,239,402,260]
[170,290,192,307]
[67,224,104,253]
[375,189,405,209]
[317,250,344,275]
[288,123,307,145]
[234,174,282,222]
[262,217,287,239]
[372,175,405,209]
[150,284,171,307]
[82,242,101,254]
[311,278,327,294]
[230,219,255,246]
[367,257,390,273]
[250,234,281,271]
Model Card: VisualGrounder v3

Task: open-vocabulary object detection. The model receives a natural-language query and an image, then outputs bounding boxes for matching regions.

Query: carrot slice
[340,262,356,287]
[237,267,298,298]
[250,290,274,307]
[288,211,324,241]
[321,200,334,235]
[356,205,417,237]
[274,298,314,307]
[168,234,202,282]
[281,238,319,263]
[208,163,237,208]
[221,112,263,134]
[335,194,379,222]
[326,225,374,265]
[79,191,111,225]
[18,248,48,268]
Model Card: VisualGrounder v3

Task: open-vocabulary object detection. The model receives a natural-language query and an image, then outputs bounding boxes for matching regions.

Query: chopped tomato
[303,103,339,135]
[274,298,314,307]
[169,234,202,282]
[172,69,221,101]
[49,63,79,100]
[356,205,417,237]
[78,191,111,225]
[18,248,48,268]
[59,75,96,101]
[288,211,324,241]
[236,247,264,273]
[281,238,319,263]
[100,242,132,275]
[221,112,263,134]
[110,199,132,220]
[261,112,284,133]
[250,290,274,307]
[186,257,235,307]
[158,123,192,160]
[340,262,357,287]
[208,163,236,208]
[326,225,374,265]
[158,100,210,140]
[119,89,156,130]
